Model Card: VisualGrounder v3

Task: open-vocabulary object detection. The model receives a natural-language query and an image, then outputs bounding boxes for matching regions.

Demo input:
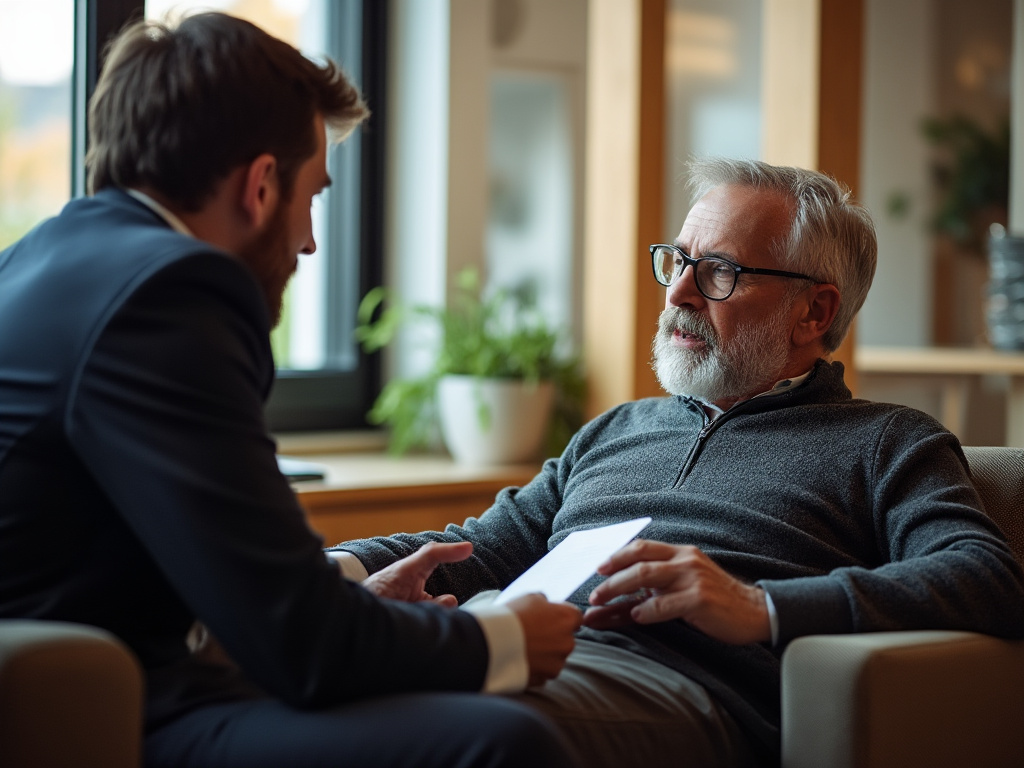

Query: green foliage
[269,282,294,365]
[922,114,1009,251]
[355,270,585,455]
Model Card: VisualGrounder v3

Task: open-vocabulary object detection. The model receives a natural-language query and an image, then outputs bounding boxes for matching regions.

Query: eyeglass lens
[653,246,736,299]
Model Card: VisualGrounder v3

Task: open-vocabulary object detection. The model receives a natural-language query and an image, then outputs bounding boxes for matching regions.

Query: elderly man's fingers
[628,591,685,625]
[595,539,688,576]
[589,559,683,605]
[581,599,641,630]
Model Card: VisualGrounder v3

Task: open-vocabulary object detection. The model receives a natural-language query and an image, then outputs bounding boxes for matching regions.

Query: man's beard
[651,304,792,403]
[236,201,294,328]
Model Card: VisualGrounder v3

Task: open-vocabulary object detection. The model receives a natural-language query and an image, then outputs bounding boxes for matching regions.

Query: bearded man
[329,158,1024,768]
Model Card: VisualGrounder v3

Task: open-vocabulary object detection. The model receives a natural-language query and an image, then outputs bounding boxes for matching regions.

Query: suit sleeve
[65,254,489,707]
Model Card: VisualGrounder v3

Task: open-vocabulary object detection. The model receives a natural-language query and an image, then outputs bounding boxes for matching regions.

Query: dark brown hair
[86,12,368,210]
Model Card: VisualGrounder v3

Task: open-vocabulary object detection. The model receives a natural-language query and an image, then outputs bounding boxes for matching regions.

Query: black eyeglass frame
[649,243,818,301]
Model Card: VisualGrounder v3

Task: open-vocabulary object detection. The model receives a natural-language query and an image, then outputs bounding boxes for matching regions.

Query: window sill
[274,429,388,455]
[287,449,542,544]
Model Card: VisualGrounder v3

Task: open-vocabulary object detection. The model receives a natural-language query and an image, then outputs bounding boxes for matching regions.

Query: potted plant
[921,114,1015,347]
[922,114,1009,253]
[355,270,584,464]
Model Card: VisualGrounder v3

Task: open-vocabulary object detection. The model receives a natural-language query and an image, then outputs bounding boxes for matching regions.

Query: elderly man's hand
[583,540,771,645]
[361,541,473,608]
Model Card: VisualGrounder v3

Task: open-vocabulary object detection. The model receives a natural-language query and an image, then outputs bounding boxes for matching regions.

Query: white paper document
[494,517,652,606]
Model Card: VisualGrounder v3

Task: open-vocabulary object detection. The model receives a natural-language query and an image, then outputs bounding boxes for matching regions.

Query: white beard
[652,305,792,402]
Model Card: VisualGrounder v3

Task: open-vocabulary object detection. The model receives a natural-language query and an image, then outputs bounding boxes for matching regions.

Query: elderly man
[330,159,1024,768]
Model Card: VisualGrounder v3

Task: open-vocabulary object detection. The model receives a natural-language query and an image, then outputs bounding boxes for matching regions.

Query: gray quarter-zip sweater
[335,360,1024,764]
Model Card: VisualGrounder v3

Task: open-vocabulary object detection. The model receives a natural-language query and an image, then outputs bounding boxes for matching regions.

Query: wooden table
[855,346,1024,447]
[291,452,540,544]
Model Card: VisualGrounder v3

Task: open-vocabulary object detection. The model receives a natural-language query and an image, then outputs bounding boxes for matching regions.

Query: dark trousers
[145,692,577,768]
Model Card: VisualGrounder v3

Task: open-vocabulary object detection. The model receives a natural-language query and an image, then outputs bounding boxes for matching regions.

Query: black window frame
[73,0,384,433]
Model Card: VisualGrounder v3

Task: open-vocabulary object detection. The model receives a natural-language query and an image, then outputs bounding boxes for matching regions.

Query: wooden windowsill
[855,345,1024,447]
[274,430,389,456]
[288,450,542,544]
[856,345,1024,376]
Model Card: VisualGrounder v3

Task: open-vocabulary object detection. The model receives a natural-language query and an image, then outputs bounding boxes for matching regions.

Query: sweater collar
[679,359,851,418]
[696,369,815,421]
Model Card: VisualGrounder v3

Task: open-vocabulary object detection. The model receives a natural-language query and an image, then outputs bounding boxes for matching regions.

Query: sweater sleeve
[66,255,490,706]
[331,455,570,603]
[760,408,1024,646]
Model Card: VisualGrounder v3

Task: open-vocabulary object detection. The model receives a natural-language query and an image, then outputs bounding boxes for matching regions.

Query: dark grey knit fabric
[334,360,1024,764]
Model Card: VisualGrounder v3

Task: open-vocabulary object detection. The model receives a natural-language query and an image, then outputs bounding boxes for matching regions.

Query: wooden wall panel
[633,0,668,401]
[298,475,535,543]
[583,0,666,417]
[817,0,865,389]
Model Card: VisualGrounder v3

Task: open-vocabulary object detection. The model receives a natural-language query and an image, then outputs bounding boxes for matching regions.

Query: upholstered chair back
[963,446,1024,564]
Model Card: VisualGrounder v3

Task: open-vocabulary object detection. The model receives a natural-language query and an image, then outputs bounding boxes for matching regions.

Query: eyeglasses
[650,244,818,301]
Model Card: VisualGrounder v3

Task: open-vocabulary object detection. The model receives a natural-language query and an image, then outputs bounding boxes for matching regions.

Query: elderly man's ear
[791,283,841,348]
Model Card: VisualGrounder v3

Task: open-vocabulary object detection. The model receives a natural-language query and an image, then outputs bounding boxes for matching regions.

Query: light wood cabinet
[292,453,539,544]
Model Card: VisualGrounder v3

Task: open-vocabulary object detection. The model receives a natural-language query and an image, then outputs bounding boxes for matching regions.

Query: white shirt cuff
[763,588,780,646]
[326,551,369,582]
[462,601,529,693]
[325,554,529,692]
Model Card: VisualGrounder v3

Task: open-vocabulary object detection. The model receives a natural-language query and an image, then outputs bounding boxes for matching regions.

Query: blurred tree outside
[0,81,71,250]
[0,0,73,252]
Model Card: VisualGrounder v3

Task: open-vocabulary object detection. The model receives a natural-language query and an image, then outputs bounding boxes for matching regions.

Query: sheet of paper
[494,517,652,605]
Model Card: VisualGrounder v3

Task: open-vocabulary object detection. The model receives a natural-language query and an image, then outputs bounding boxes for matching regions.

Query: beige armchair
[0,619,143,767]
[782,446,1024,768]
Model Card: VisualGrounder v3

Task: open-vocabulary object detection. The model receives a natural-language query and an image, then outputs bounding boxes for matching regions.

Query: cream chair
[0,619,142,767]
[782,446,1024,768]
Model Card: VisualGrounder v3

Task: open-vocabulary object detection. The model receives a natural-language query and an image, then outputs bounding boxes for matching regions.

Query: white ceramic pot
[436,375,555,465]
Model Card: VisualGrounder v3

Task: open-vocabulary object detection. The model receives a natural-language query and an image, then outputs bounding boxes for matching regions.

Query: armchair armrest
[781,631,1024,768]
[0,620,143,768]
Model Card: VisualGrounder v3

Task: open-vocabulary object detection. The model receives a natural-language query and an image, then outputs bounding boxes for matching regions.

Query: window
[0,0,74,250]
[142,0,385,431]
[487,71,577,343]
[6,0,384,431]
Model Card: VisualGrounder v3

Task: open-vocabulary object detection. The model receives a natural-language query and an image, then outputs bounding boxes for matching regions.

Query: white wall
[857,0,935,347]
[386,0,587,381]
[386,0,451,378]
[486,0,588,343]
[664,0,764,237]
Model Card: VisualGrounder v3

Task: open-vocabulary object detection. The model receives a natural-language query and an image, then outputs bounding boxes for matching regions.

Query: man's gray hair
[687,157,877,353]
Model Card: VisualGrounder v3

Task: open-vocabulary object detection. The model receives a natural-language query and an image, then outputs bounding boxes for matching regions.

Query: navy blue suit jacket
[0,189,488,729]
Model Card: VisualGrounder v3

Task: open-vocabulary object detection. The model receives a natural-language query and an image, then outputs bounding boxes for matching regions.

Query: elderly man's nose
[667,263,703,307]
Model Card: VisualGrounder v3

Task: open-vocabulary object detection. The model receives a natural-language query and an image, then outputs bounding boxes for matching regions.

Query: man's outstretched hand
[361,541,473,607]
[583,540,771,645]
[505,593,582,687]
